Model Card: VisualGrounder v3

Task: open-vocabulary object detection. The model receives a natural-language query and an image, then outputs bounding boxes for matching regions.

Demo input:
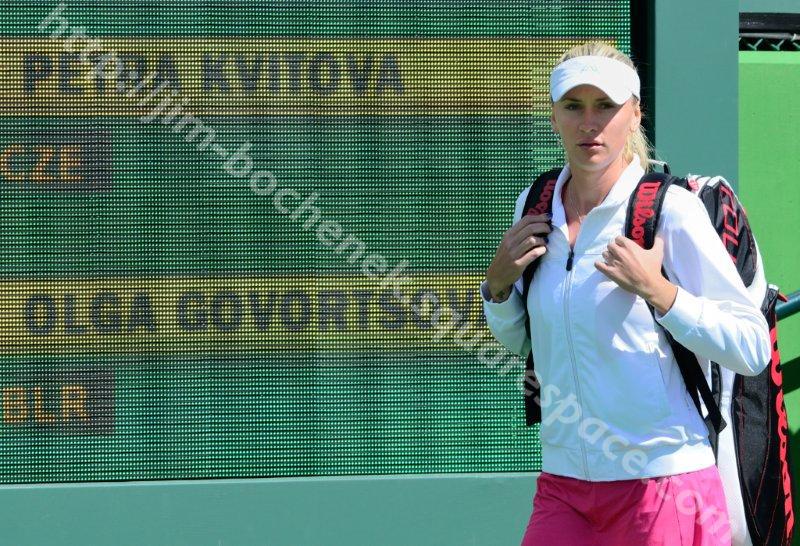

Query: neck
[565,153,629,212]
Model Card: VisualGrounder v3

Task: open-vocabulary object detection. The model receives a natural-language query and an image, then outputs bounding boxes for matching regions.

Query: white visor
[550,55,641,105]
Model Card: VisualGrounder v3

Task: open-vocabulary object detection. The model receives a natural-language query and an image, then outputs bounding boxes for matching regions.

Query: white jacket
[480,154,772,481]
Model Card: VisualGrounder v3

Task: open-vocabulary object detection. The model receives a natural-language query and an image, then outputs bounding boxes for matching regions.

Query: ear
[550,112,557,132]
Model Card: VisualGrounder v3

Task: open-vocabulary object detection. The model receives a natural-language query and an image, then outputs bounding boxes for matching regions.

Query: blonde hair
[551,41,654,173]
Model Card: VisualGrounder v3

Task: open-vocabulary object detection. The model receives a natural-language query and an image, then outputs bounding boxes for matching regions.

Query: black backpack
[519,164,795,546]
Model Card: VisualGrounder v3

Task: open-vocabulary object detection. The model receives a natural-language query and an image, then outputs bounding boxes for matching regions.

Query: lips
[579,141,601,147]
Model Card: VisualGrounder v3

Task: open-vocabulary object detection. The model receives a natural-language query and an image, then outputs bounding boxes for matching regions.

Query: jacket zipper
[563,246,590,478]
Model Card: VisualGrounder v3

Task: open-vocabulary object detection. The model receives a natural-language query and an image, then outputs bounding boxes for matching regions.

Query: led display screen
[0,1,630,483]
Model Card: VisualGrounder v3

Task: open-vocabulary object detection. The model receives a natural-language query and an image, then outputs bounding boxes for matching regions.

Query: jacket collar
[551,153,645,229]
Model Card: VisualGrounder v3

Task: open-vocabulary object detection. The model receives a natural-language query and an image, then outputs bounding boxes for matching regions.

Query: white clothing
[480,154,771,481]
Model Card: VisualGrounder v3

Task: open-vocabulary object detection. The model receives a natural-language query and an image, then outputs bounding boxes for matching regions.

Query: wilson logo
[630,181,662,247]
[718,184,740,264]
[529,178,557,216]
[770,322,795,538]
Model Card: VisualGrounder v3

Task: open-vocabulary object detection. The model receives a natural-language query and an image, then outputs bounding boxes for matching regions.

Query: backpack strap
[521,168,561,426]
[685,175,758,287]
[624,172,727,456]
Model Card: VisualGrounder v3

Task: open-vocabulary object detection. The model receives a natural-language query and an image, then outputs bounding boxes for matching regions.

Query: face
[550,84,641,175]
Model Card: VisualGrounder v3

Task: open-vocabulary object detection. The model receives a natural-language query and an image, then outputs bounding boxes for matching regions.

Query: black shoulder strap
[623,172,673,250]
[521,168,561,331]
[521,168,561,426]
[624,173,727,456]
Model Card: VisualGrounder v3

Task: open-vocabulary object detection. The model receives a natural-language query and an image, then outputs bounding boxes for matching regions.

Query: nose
[579,108,599,132]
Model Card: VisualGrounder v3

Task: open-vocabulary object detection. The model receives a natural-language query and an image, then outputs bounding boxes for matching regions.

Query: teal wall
[740,0,800,13]
[0,473,537,546]
[654,0,739,182]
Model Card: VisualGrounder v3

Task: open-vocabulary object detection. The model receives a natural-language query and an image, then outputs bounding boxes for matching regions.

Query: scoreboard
[0,1,630,483]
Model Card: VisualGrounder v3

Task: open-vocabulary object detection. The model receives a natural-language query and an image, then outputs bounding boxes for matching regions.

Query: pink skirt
[521,464,732,546]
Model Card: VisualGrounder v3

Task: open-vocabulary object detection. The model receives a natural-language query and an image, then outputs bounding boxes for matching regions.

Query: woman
[480,41,771,545]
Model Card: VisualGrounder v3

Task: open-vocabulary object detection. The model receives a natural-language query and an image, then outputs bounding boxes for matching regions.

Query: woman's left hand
[594,235,670,303]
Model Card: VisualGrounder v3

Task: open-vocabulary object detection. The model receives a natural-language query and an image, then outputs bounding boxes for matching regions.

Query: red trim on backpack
[771,320,795,540]
[718,183,741,264]
[527,178,557,216]
[630,181,661,247]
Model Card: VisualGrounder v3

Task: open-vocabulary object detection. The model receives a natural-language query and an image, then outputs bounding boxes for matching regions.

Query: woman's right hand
[485,212,553,301]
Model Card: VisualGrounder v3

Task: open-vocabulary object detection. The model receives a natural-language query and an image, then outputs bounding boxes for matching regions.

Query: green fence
[740,49,800,545]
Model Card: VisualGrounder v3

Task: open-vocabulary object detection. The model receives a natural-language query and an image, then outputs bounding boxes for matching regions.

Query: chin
[569,149,623,169]
[568,153,607,168]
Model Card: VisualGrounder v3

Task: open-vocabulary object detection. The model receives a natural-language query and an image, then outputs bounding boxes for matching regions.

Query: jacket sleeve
[653,185,771,376]
[478,187,532,359]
